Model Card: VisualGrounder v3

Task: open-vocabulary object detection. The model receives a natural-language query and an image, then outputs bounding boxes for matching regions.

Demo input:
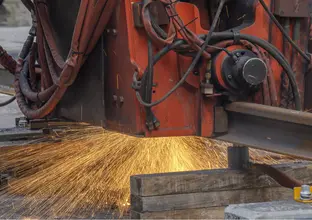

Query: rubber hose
[136,33,302,110]
[19,60,57,102]
[136,0,226,108]
[0,96,16,107]
[210,32,301,111]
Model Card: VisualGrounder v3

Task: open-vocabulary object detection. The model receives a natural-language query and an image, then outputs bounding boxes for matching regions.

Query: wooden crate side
[131,163,312,197]
[131,207,225,219]
[131,187,292,212]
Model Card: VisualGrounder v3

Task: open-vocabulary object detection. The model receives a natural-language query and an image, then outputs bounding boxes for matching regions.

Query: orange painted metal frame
[104,0,307,138]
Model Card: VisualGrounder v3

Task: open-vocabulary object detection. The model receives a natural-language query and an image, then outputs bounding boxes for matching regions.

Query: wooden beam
[131,207,225,219]
[131,187,292,212]
[131,162,312,197]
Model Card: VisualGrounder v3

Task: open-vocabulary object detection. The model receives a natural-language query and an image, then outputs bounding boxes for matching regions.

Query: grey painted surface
[0,26,30,58]
[0,1,30,124]
[225,200,312,219]
[0,94,22,129]
[0,0,31,27]
[0,26,30,87]
[0,195,127,219]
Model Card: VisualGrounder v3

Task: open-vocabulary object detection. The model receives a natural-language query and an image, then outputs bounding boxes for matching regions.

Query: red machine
[1,0,312,158]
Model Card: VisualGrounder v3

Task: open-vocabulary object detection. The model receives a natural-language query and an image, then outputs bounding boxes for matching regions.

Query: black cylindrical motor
[212,49,267,96]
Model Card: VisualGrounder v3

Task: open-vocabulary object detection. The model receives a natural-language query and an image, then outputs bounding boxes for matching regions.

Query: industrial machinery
[1,0,312,159]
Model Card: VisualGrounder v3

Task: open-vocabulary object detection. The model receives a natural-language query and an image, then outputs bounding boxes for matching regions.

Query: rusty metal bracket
[215,102,312,160]
[214,106,228,133]
[251,163,303,189]
[273,0,310,17]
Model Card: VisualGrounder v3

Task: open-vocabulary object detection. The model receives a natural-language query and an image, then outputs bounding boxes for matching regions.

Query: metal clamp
[294,185,312,203]
[132,72,142,91]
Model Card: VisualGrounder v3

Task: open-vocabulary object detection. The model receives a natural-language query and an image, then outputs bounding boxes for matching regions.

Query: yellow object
[294,186,312,203]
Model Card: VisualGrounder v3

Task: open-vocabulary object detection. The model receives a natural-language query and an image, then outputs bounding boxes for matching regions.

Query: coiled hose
[135,32,302,111]
[14,0,117,119]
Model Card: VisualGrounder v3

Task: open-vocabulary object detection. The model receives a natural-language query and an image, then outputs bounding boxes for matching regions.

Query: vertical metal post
[228,145,250,169]
[0,174,9,188]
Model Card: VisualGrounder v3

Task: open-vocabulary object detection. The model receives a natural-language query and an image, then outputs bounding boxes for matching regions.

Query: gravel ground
[0,26,29,128]
[0,194,128,219]
[0,26,30,88]
[0,94,22,129]
[0,26,30,58]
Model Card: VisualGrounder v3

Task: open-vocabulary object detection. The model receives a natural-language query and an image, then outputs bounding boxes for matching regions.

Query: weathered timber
[131,162,312,197]
[131,187,292,212]
[131,207,225,219]
[130,162,312,219]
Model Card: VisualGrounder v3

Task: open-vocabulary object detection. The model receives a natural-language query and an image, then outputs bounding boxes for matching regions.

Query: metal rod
[228,145,250,170]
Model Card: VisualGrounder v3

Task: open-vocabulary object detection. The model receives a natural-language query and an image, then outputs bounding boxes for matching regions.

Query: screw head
[120,96,124,103]
[300,185,311,200]
[113,95,118,102]
[193,71,199,76]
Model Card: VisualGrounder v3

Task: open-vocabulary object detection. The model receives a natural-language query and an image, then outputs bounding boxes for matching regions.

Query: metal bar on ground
[228,146,250,169]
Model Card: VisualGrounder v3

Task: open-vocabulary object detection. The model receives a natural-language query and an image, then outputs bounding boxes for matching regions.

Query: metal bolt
[153,120,160,129]
[112,29,117,36]
[113,95,118,102]
[193,71,199,76]
[300,185,311,200]
[119,96,124,103]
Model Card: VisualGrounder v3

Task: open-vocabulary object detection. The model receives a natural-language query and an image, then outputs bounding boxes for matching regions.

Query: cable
[0,95,16,107]
[135,32,302,111]
[258,0,310,62]
[144,38,158,129]
[21,0,34,12]
[15,0,117,119]
[136,0,226,108]
[210,32,302,111]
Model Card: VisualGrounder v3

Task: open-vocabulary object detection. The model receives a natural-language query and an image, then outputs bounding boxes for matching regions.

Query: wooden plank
[131,162,312,197]
[131,207,225,219]
[131,187,293,212]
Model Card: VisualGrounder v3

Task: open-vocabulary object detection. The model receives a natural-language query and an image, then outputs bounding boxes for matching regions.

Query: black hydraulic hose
[136,33,302,110]
[145,39,154,104]
[136,0,226,108]
[258,0,310,62]
[19,35,34,60]
[141,40,184,80]
[149,11,200,57]
[0,95,16,107]
[292,19,301,67]
[151,14,168,40]
[144,38,157,128]
[21,0,34,12]
[19,59,56,103]
[280,18,290,109]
